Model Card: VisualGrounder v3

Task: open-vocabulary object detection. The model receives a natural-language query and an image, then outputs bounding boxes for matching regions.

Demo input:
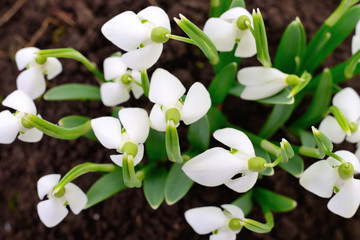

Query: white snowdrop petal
[0,110,22,144]
[18,126,43,143]
[133,143,144,166]
[130,82,144,99]
[237,67,287,85]
[15,47,39,70]
[137,6,171,31]
[181,82,211,125]
[203,18,236,52]
[103,56,127,80]
[44,57,62,79]
[225,172,258,193]
[240,81,287,100]
[221,204,245,219]
[101,11,149,51]
[100,82,130,107]
[2,90,37,114]
[235,29,257,58]
[37,174,61,199]
[356,21,360,35]
[118,108,149,143]
[37,199,68,228]
[16,67,46,100]
[91,117,123,149]
[346,126,360,143]
[299,160,338,198]
[210,231,237,240]
[149,104,166,132]
[110,154,123,167]
[334,150,360,174]
[327,179,360,218]
[352,35,360,55]
[214,128,255,156]
[318,116,346,144]
[182,147,247,187]
[64,182,87,214]
[121,43,163,71]
[185,206,227,234]
[220,7,252,22]
[332,88,360,122]
[149,68,186,106]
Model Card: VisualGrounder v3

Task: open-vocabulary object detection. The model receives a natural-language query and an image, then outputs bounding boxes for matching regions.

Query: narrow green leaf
[253,187,297,212]
[165,163,193,205]
[187,115,210,152]
[345,49,360,78]
[229,0,246,8]
[44,83,101,101]
[209,62,237,106]
[213,48,241,74]
[206,107,227,132]
[278,154,304,177]
[145,129,167,162]
[274,17,306,74]
[298,129,316,148]
[209,0,232,17]
[141,70,149,97]
[165,122,183,163]
[231,190,253,216]
[58,115,97,141]
[143,167,167,209]
[252,9,271,67]
[85,167,126,208]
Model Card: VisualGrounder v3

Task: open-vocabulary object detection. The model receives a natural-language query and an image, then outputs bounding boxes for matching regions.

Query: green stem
[326,151,347,165]
[245,20,255,36]
[166,34,196,45]
[128,154,142,188]
[165,120,183,163]
[141,70,150,98]
[298,146,322,159]
[53,163,115,194]
[264,156,282,168]
[260,140,281,157]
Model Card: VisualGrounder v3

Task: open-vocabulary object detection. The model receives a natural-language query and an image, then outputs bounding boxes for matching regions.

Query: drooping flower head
[91,108,150,166]
[203,7,256,58]
[352,20,360,55]
[183,128,263,193]
[37,174,87,227]
[15,47,62,99]
[0,90,43,144]
[101,56,143,106]
[319,87,360,144]
[148,68,211,131]
[101,6,171,70]
[300,150,360,218]
[185,204,245,239]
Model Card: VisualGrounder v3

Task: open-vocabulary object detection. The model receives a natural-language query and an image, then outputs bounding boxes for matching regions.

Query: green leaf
[278,154,304,177]
[44,83,101,101]
[209,62,237,106]
[229,0,246,8]
[86,167,126,208]
[274,17,306,74]
[209,0,232,17]
[252,9,271,67]
[143,166,167,209]
[213,48,241,74]
[345,48,360,78]
[145,129,167,162]
[58,115,97,141]
[206,107,227,132]
[298,129,316,148]
[253,187,297,212]
[243,211,274,234]
[231,190,253,216]
[258,88,294,105]
[165,163,193,205]
[141,70,149,97]
[187,115,210,152]
[165,122,183,163]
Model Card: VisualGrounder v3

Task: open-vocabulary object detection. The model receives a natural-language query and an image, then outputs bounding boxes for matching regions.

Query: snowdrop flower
[101,6,170,70]
[300,150,360,218]
[319,87,360,144]
[15,47,62,99]
[185,204,245,240]
[237,66,300,100]
[148,68,211,131]
[203,7,256,58]
[183,128,265,193]
[352,20,360,55]
[0,90,43,144]
[91,108,149,166]
[101,56,143,106]
[37,174,87,227]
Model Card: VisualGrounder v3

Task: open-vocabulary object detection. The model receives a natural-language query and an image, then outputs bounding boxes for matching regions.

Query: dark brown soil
[0,0,359,239]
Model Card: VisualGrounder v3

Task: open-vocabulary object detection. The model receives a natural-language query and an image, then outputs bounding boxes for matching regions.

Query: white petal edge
[149,104,166,132]
[44,57,62,79]
[220,7,252,22]
[203,18,236,52]
[16,67,46,100]
[237,67,287,85]
[18,125,43,143]
[181,82,211,125]
[332,87,360,122]
[214,128,255,156]
[0,110,22,144]
[240,81,287,100]
[210,231,237,240]
[2,90,37,114]
[352,35,360,55]
[130,71,143,99]
[185,206,227,234]
[15,47,39,70]
[235,29,257,58]
[100,82,130,107]
[225,172,258,193]
[37,174,61,199]
[121,43,163,71]
[64,182,87,214]
[91,117,123,149]
[137,6,171,31]
[103,56,127,80]
[37,199,68,228]
[118,108,149,143]
[318,116,346,144]
[110,144,144,167]
[221,204,244,219]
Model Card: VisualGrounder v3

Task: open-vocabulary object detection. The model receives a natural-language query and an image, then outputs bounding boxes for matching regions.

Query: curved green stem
[264,156,282,168]
[299,146,322,159]
[166,34,196,45]
[326,151,348,166]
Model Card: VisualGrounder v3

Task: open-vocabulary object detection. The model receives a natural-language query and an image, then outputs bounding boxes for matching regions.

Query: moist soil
[0,0,359,239]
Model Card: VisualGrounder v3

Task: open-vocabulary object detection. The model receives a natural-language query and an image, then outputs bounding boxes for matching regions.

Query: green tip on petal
[338,162,354,180]
[151,27,170,44]
[248,157,267,172]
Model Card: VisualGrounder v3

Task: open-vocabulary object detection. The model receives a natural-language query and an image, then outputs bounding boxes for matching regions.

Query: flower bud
[338,162,354,180]
[151,27,170,44]
[248,157,267,172]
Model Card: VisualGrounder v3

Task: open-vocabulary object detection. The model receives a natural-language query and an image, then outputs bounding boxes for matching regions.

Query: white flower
[0,90,43,144]
[352,20,360,55]
[101,56,143,106]
[237,66,291,100]
[203,7,256,58]
[182,128,259,193]
[91,108,150,166]
[101,6,170,70]
[319,87,360,144]
[15,47,62,99]
[148,68,211,131]
[300,150,360,218]
[185,204,244,240]
[37,174,87,227]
